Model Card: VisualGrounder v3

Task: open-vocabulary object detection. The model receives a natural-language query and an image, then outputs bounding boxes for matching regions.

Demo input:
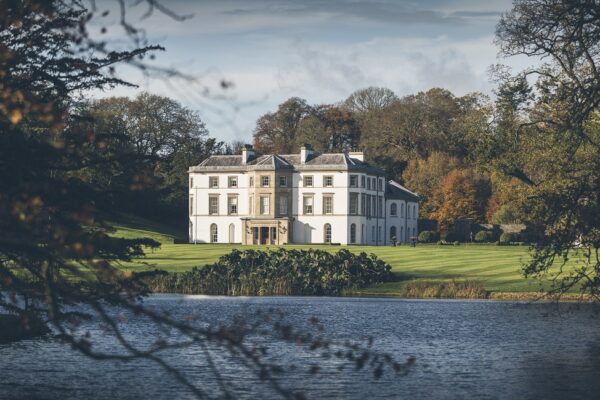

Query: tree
[402,152,462,219]
[343,87,399,113]
[483,0,600,297]
[296,105,361,152]
[0,2,407,397]
[252,97,312,153]
[359,88,489,177]
[80,93,222,224]
[432,169,491,229]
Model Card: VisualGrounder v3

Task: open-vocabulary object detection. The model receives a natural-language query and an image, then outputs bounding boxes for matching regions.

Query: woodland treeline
[251,88,523,230]
[83,86,522,231]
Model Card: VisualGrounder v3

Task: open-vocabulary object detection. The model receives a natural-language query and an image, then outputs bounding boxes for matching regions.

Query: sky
[90,0,530,144]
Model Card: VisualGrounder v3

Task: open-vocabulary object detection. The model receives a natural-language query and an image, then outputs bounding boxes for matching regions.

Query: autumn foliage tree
[433,170,491,229]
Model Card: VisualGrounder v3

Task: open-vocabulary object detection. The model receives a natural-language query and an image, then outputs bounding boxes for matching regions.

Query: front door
[260,227,269,244]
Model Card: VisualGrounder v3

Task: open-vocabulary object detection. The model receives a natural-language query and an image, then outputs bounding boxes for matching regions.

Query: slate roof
[190,151,383,174]
[385,180,420,202]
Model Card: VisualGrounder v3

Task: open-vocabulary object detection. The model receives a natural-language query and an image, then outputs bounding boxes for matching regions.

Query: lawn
[111,215,569,295]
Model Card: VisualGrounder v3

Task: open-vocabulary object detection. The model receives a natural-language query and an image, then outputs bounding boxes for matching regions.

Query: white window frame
[209,195,219,215]
[279,176,287,187]
[278,195,288,215]
[303,195,314,215]
[260,196,270,215]
[324,224,332,243]
[210,224,218,243]
[323,195,333,215]
[304,175,313,187]
[227,196,238,215]
[261,176,270,188]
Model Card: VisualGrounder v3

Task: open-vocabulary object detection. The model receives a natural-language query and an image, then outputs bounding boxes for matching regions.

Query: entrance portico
[242,218,290,245]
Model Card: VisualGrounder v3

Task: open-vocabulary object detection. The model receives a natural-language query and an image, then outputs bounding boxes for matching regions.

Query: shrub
[141,248,394,296]
[441,231,460,243]
[474,230,494,243]
[453,241,460,246]
[491,204,521,224]
[418,230,439,243]
[499,232,519,244]
[399,280,489,299]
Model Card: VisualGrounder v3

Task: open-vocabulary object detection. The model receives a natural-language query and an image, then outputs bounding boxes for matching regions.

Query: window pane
[279,176,287,187]
[279,196,288,215]
[324,224,332,243]
[349,193,358,215]
[209,196,219,215]
[228,197,238,215]
[323,196,333,214]
[260,196,269,214]
[303,196,313,214]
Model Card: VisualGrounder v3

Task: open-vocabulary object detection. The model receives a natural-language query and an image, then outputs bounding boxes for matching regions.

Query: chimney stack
[241,144,255,164]
[300,143,313,164]
[349,151,364,162]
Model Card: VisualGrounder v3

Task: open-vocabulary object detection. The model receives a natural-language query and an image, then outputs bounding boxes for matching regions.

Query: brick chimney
[300,143,313,164]
[241,144,255,164]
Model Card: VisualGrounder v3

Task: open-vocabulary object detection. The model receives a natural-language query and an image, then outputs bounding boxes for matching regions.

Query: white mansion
[188,144,419,245]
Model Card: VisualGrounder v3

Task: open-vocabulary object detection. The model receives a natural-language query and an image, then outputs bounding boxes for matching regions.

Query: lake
[1,295,600,399]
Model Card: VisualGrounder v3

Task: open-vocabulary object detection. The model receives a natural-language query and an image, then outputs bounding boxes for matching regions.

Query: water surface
[1,296,599,399]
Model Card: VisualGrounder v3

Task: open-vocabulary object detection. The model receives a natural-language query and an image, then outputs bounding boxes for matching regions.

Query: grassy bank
[111,215,579,297]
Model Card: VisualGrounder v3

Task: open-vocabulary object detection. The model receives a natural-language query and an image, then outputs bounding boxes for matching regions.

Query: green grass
[110,215,566,295]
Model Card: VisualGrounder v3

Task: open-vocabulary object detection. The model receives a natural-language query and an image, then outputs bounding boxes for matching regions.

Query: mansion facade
[188,144,419,245]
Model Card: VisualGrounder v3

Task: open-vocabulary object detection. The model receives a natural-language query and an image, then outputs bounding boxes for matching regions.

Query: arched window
[401,203,405,218]
[390,203,397,216]
[324,223,332,243]
[390,226,396,240]
[400,226,404,241]
[350,223,356,244]
[210,224,218,243]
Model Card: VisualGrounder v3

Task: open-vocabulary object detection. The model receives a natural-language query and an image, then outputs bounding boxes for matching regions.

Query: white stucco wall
[188,167,417,246]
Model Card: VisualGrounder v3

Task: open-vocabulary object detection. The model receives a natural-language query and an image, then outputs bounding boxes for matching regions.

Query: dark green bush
[418,230,439,243]
[474,230,494,243]
[142,248,394,296]
[499,232,519,244]
[441,231,460,243]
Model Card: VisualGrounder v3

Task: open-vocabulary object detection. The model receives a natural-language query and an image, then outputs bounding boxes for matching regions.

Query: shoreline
[146,290,594,302]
